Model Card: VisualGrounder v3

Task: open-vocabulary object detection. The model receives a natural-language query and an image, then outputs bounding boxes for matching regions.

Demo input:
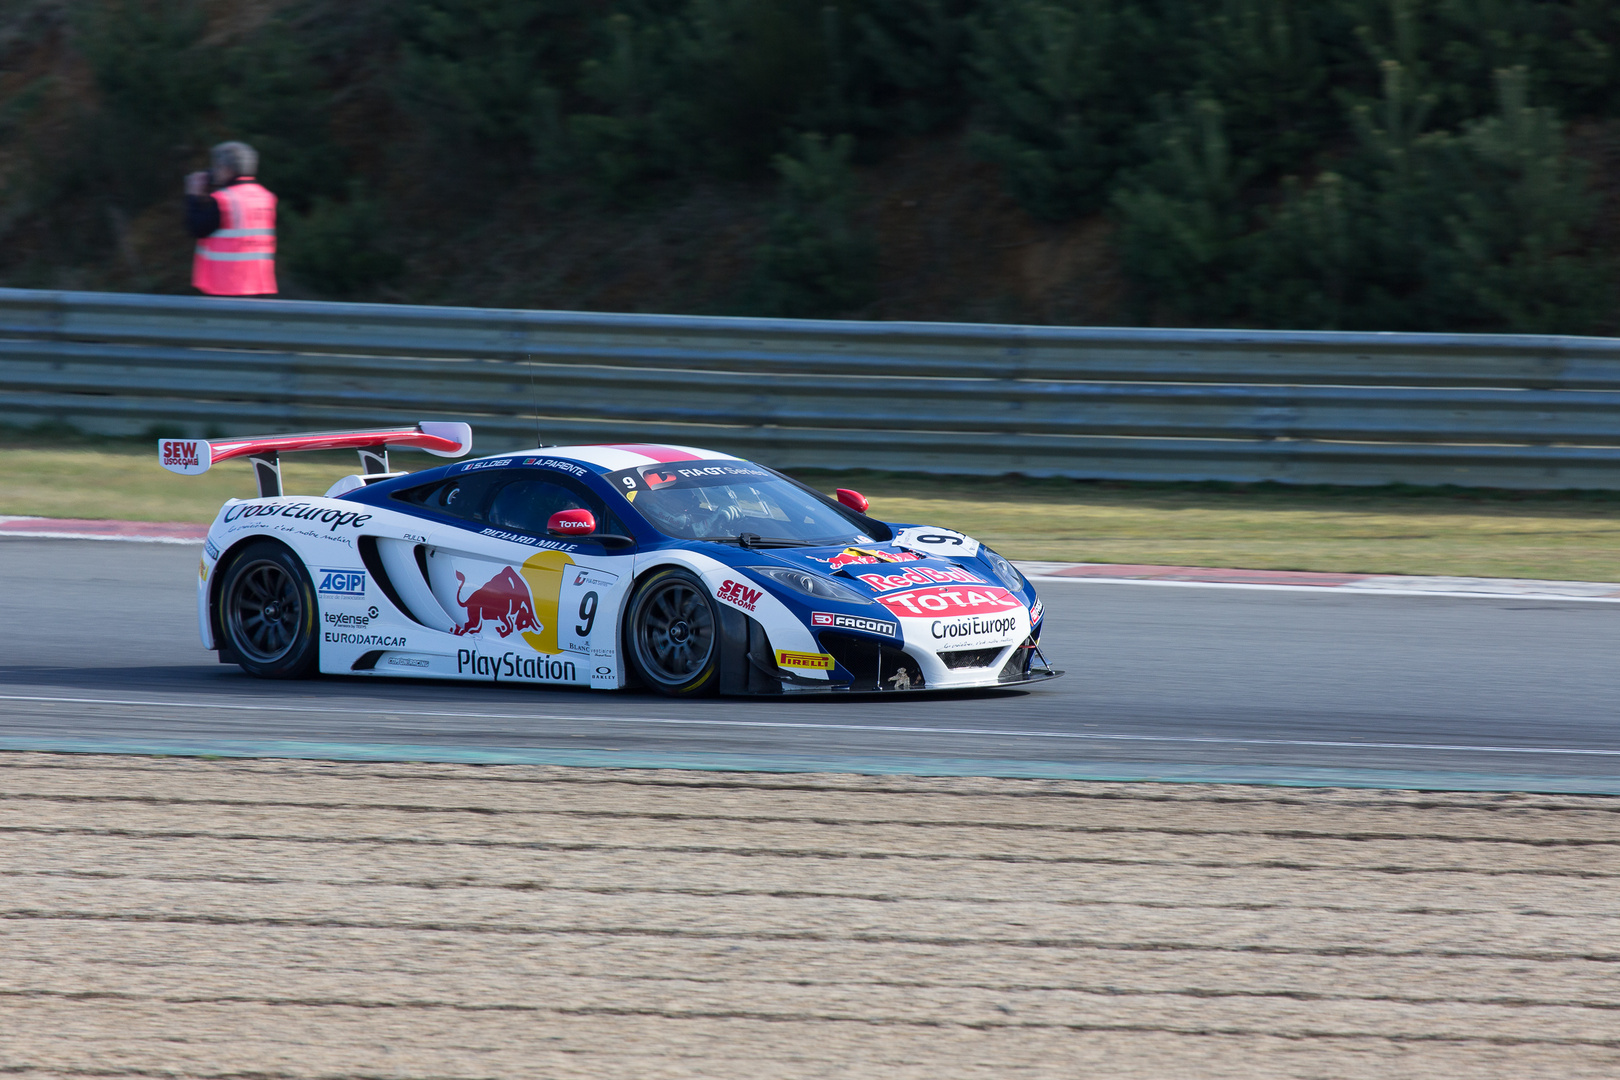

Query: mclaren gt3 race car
[161,424,1060,697]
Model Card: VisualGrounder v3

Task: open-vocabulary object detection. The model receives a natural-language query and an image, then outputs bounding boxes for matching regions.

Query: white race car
[163,424,1060,696]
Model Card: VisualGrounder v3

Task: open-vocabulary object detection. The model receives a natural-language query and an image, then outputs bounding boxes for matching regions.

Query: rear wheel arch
[208,534,279,650]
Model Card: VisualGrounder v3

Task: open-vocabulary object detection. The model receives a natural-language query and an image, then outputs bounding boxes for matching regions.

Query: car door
[413,467,632,687]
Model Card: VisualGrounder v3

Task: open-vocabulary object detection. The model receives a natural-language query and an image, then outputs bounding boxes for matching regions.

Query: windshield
[607,460,870,545]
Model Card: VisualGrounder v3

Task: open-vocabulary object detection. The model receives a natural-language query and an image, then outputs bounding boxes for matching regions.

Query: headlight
[984,549,1026,591]
[746,565,876,605]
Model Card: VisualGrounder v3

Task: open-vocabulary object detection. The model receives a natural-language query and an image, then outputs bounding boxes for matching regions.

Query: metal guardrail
[4,287,1620,488]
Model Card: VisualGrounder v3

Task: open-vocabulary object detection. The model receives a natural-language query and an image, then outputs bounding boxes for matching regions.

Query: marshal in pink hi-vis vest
[192,180,277,296]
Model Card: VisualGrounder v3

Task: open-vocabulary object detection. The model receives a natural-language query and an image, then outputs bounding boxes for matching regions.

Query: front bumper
[755,631,1061,694]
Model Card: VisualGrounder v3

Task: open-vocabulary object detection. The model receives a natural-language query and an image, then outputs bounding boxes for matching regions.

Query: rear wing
[159,422,472,497]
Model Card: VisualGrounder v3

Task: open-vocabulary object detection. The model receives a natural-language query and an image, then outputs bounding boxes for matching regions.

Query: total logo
[877,584,1023,619]
[716,578,761,613]
[855,566,988,593]
[811,611,898,637]
[318,569,367,597]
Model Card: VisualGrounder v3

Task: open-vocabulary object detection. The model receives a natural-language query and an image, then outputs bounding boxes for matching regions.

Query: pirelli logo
[775,649,835,671]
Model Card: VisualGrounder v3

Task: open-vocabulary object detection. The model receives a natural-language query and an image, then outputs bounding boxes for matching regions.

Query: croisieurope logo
[224,502,373,531]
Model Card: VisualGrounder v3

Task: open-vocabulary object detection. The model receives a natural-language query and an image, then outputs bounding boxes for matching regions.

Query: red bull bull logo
[454,566,542,638]
[824,547,922,570]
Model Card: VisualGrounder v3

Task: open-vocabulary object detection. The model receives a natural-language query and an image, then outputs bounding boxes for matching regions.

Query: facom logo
[811,611,898,636]
[317,569,367,596]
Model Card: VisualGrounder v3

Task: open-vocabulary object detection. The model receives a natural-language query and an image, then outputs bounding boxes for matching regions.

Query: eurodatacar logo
[317,569,367,597]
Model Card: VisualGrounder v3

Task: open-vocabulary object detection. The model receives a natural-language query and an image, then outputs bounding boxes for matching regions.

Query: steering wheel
[690,503,743,537]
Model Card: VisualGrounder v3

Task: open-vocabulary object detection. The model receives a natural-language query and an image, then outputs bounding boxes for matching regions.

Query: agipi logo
[317,569,366,597]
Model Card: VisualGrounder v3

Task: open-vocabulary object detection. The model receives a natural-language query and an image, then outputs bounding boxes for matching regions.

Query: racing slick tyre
[218,540,320,679]
[625,567,720,697]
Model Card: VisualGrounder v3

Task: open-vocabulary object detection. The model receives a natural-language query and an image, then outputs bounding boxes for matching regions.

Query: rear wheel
[219,540,319,679]
[625,567,720,697]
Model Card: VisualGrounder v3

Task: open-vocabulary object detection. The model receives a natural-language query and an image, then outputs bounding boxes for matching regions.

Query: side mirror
[547,508,597,536]
[836,488,869,513]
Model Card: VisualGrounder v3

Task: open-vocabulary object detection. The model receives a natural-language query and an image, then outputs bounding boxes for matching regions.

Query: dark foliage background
[0,0,1615,330]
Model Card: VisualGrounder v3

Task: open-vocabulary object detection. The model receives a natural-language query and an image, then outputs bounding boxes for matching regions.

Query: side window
[395,469,627,538]
[487,479,596,534]
[391,470,505,522]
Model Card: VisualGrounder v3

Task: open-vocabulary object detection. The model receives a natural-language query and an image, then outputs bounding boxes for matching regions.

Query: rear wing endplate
[159,422,473,497]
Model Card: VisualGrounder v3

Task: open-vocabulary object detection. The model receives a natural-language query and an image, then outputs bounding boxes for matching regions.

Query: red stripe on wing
[208,427,464,463]
[595,443,706,463]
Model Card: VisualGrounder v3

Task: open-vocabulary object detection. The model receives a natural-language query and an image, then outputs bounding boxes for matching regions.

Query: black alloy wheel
[626,567,720,697]
[219,540,319,679]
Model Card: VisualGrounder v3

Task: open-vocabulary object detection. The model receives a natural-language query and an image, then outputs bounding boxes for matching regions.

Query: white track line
[1023,575,1620,602]
[0,530,200,544]
[1,693,1615,758]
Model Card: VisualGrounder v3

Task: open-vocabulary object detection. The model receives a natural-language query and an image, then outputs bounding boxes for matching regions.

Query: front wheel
[625,567,720,697]
[219,540,320,679]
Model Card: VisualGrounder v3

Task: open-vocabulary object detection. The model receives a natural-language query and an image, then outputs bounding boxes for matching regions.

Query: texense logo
[317,568,367,596]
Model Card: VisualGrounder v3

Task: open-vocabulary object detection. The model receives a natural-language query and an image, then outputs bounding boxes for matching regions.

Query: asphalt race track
[2,538,1617,792]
